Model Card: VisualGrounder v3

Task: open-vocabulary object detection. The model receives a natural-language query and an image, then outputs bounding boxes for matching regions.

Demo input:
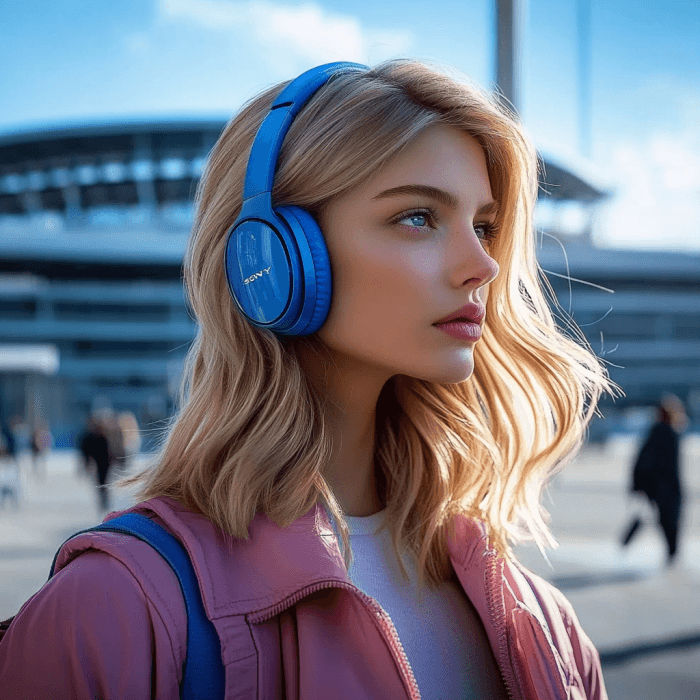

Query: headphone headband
[225,61,368,337]
[242,62,367,203]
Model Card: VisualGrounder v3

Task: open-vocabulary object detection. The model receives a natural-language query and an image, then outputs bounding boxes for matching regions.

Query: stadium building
[0,120,698,447]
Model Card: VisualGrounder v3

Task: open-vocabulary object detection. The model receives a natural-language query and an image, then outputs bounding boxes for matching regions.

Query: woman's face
[315,123,500,385]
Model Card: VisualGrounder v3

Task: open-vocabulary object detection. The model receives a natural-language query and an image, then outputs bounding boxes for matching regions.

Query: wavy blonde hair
[122,59,620,589]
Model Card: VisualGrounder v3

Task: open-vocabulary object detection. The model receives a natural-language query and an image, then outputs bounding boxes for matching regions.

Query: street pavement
[1,436,699,699]
[514,436,700,700]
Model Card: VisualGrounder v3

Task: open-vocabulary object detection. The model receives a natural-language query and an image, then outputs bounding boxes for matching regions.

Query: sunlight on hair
[116,59,622,590]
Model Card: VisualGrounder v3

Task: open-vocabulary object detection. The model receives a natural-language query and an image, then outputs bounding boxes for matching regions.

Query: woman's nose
[451,231,500,289]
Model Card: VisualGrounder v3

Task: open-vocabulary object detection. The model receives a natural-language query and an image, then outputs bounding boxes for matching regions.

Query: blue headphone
[224,62,368,337]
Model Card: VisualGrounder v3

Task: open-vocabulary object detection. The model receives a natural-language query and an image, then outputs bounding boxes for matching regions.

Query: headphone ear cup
[275,205,332,336]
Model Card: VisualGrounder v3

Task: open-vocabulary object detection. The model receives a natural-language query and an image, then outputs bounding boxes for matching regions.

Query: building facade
[0,120,698,447]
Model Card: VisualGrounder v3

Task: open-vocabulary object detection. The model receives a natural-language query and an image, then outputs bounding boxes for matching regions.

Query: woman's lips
[433,303,486,326]
[433,320,482,341]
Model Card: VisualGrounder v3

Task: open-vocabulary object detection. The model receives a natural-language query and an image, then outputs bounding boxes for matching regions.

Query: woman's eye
[474,221,498,242]
[394,209,435,230]
[403,214,429,228]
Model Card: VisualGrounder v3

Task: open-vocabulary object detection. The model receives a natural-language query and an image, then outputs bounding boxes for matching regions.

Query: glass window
[102,162,128,183]
[0,298,36,319]
[160,158,187,179]
[55,301,170,321]
[589,312,659,340]
[673,314,700,340]
[74,340,172,356]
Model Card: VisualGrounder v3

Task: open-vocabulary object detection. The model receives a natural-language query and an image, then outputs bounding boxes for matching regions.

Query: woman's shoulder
[17,550,154,632]
[509,560,604,678]
[0,550,182,698]
[510,560,586,631]
[52,503,191,650]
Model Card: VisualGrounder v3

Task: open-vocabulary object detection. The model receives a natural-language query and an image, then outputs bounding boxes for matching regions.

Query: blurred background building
[0,119,698,448]
[0,121,220,448]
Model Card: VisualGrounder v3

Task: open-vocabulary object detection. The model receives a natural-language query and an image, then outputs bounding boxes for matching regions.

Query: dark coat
[0,425,15,457]
[631,421,681,513]
[79,429,110,472]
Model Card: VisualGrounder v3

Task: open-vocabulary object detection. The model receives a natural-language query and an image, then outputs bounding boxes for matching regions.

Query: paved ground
[513,436,700,700]
[1,436,699,699]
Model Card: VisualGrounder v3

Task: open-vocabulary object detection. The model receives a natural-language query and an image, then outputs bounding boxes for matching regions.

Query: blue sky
[1,0,699,251]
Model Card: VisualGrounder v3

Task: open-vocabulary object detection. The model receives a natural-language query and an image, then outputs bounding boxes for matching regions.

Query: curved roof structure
[0,119,610,218]
[0,119,224,216]
[537,151,611,202]
[0,117,229,159]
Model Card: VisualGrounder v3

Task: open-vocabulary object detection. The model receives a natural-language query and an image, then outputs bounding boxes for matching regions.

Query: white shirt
[338,509,508,700]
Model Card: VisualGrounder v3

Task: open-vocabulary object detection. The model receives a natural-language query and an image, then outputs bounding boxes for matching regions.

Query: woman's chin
[415,357,475,385]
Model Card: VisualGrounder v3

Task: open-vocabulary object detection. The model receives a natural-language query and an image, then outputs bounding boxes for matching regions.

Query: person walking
[0,421,21,507]
[78,415,112,513]
[620,394,688,566]
[30,420,52,478]
[117,411,141,474]
[101,409,126,476]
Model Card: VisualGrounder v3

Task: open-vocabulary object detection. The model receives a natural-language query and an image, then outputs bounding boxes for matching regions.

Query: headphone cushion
[275,205,332,335]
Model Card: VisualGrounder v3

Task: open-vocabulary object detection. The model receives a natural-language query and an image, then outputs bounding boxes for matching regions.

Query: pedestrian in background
[117,411,141,474]
[30,420,52,478]
[0,421,21,507]
[101,409,125,477]
[78,415,112,513]
[0,422,16,464]
[620,394,688,566]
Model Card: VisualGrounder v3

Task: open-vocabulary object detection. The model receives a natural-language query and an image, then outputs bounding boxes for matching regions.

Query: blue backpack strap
[50,512,225,700]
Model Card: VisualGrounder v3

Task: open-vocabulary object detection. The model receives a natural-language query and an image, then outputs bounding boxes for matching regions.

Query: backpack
[0,513,225,699]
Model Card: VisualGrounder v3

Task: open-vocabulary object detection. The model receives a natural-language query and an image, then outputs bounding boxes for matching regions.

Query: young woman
[0,60,618,699]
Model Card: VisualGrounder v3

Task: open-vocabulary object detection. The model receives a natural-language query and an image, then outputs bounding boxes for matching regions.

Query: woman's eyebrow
[372,184,459,209]
[476,200,500,217]
[372,184,499,217]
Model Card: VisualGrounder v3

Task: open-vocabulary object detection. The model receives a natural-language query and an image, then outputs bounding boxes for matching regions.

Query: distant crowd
[0,410,141,513]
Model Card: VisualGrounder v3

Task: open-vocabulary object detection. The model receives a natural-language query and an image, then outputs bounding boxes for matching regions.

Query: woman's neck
[294,339,390,516]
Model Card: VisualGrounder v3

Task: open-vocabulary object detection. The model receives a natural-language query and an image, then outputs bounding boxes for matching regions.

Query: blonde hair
[121,59,620,589]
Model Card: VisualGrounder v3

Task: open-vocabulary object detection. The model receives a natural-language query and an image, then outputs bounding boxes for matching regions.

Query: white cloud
[598,137,700,251]
[596,81,700,252]
[160,0,243,29]
[649,133,700,192]
[158,0,412,69]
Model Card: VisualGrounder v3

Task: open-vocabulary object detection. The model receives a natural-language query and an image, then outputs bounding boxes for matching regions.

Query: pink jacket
[0,496,608,699]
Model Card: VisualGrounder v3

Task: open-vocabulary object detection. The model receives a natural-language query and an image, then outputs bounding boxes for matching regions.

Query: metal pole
[496,0,523,113]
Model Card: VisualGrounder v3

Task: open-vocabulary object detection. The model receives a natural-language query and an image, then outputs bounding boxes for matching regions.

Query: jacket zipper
[248,580,421,699]
[485,552,520,700]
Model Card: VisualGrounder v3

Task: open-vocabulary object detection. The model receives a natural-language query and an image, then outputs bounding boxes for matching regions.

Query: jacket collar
[130,497,502,624]
[132,497,351,620]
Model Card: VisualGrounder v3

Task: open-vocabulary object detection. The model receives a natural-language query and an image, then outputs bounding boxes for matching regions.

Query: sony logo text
[243,267,272,285]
